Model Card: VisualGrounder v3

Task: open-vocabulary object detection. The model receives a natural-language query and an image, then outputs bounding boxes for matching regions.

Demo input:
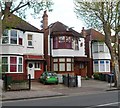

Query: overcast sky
[27,0,86,33]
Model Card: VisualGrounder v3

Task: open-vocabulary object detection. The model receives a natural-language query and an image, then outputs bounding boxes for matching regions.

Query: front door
[27,62,34,79]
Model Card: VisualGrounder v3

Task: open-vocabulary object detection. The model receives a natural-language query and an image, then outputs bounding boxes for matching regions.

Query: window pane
[106,61,110,72]
[53,58,58,62]
[18,31,23,45]
[53,37,58,49]
[10,65,17,72]
[35,63,40,68]
[54,63,58,71]
[66,36,72,48]
[28,35,32,40]
[67,58,71,62]
[2,37,9,44]
[58,36,65,48]
[19,38,22,45]
[3,29,8,36]
[19,57,22,64]
[94,60,99,72]
[100,60,105,71]
[2,57,8,63]
[99,44,104,52]
[11,38,17,44]
[94,60,98,64]
[18,65,22,72]
[93,43,98,52]
[80,63,84,68]
[67,63,71,71]
[59,63,65,71]
[11,30,17,37]
[2,65,8,72]
[59,58,65,62]
[10,57,17,64]
[28,41,32,46]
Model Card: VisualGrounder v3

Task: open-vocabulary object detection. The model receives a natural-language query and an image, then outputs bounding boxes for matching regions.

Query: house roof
[2,13,42,33]
[48,21,83,38]
[85,28,105,41]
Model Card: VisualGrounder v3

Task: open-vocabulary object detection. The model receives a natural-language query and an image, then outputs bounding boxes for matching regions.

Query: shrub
[93,73,100,80]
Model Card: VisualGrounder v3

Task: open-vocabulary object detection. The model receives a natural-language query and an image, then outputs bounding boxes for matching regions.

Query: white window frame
[2,56,23,73]
[93,60,110,73]
[27,34,33,47]
[2,29,23,45]
[34,62,41,70]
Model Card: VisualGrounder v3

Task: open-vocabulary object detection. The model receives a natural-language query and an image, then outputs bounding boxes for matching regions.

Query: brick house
[82,28,111,77]
[42,11,89,77]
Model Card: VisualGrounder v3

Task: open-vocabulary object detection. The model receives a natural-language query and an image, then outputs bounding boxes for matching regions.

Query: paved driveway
[31,79,115,95]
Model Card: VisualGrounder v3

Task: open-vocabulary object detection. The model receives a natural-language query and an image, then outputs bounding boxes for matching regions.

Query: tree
[74,0,120,88]
[0,0,53,33]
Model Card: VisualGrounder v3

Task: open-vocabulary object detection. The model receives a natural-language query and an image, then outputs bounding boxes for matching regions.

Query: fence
[3,74,31,91]
[63,74,78,87]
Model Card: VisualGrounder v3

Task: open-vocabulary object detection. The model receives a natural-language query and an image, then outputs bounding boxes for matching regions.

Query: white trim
[2,56,23,73]
[2,29,23,46]
[93,60,110,72]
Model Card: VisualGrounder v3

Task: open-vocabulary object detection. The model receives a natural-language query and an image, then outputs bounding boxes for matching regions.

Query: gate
[63,74,78,87]
[3,74,31,91]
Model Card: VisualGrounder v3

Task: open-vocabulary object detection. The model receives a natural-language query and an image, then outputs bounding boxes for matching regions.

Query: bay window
[93,42,109,53]
[53,58,74,72]
[2,56,23,73]
[2,29,23,45]
[93,60,110,72]
[53,36,78,50]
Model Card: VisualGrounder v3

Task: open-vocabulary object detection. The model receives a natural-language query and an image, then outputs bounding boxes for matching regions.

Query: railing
[3,74,31,91]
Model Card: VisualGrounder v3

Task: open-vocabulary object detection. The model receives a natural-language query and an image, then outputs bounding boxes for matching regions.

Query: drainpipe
[49,23,54,71]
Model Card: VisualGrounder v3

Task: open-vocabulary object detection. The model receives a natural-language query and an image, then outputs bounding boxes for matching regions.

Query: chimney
[81,27,86,37]
[42,10,48,30]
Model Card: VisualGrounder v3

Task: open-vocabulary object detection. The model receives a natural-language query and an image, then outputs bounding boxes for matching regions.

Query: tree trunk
[103,22,120,88]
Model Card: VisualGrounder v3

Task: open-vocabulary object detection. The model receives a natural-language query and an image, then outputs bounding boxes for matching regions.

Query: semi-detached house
[42,11,89,77]
[1,14,45,79]
[82,28,111,77]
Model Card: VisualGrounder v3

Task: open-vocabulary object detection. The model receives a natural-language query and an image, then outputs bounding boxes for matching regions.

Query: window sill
[34,69,41,71]
[1,44,24,47]
[27,46,34,48]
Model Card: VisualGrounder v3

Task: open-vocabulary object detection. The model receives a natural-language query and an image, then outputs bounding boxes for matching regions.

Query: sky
[27,0,86,33]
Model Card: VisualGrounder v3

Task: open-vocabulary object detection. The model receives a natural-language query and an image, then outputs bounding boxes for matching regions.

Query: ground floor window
[93,60,110,72]
[2,56,23,73]
[34,62,41,70]
[53,58,74,72]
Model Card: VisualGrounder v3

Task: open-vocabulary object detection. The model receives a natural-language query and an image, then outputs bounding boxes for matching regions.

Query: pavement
[1,79,118,101]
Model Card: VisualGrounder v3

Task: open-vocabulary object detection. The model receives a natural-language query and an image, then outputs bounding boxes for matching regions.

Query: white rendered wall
[24,32,44,55]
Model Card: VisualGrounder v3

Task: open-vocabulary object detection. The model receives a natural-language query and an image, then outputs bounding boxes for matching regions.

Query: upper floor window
[53,36,79,50]
[92,42,109,53]
[27,34,33,47]
[2,29,23,45]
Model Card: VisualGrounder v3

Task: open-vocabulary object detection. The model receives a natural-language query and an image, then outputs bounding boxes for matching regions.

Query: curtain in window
[10,57,17,72]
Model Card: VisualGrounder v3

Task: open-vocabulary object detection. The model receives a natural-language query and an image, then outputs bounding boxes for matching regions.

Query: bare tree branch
[11,2,30,14]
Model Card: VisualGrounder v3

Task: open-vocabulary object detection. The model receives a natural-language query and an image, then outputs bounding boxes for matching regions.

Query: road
[2,91,120,108]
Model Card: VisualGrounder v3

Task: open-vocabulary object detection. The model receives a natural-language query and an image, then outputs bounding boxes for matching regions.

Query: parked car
[39,71,58,84]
